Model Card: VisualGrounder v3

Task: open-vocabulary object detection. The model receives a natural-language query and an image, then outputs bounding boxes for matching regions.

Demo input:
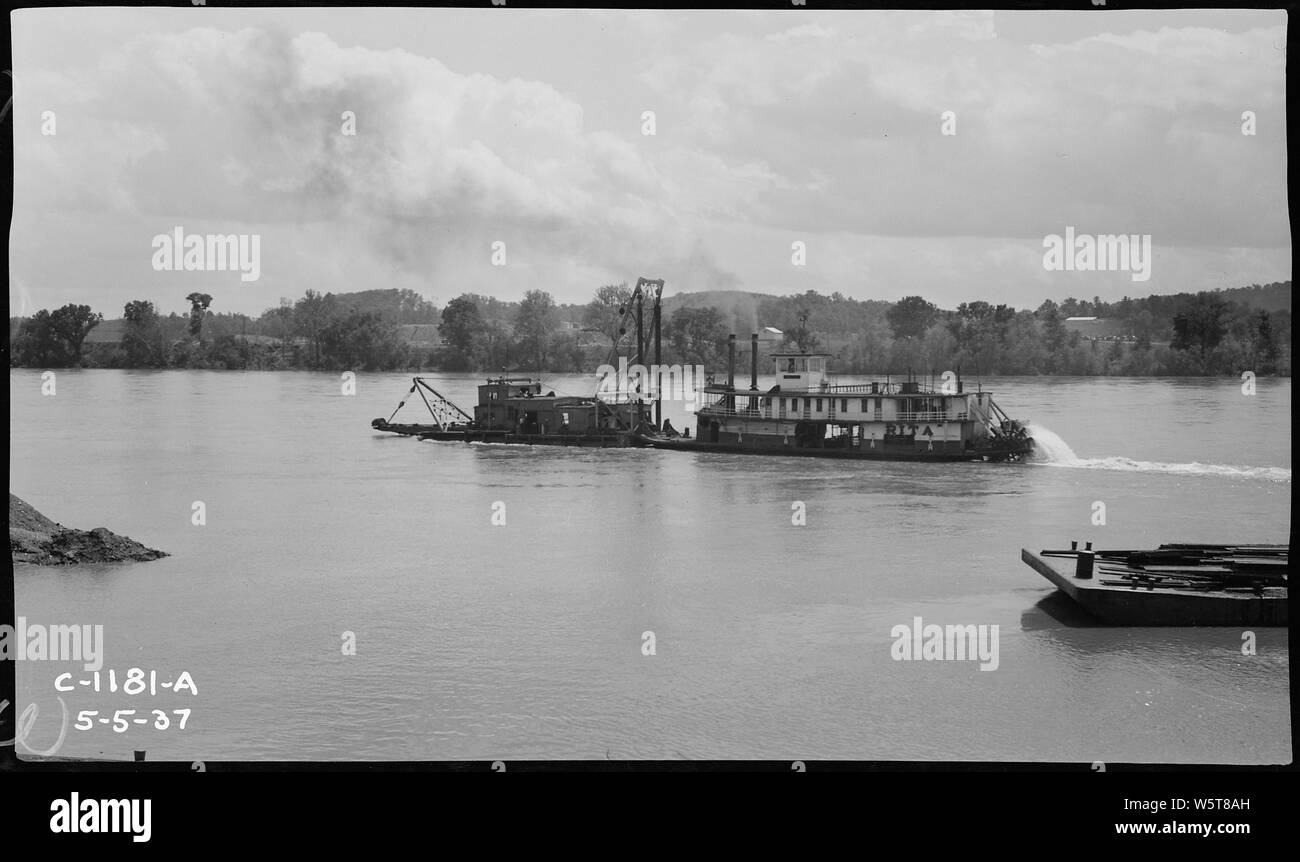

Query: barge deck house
[374,276,667,448]
[415,377,647,447]
[641,334,1034,462]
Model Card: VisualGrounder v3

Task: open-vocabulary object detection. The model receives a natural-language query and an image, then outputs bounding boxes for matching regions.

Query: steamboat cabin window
[841,399,848,413]
[815,398,823,412]
[861,398,870,413]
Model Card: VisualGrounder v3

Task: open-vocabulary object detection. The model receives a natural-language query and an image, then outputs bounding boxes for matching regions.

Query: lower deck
[688,413,1031,460]
[641,436,1017,461]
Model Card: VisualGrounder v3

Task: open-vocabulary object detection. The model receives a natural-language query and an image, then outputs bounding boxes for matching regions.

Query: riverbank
[10,494,167,565]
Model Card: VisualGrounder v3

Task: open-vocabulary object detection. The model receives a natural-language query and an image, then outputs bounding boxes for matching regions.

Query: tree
[12,310,60,366]
[514,289,558,371]
[665,306,728,366]
[438,294,487,370]
[49,304,102,364]
[13,304,102,366]
[319,310,403,371]
[784,308,821,352]
[395,288,438,323]
[481,319,512,371]
[1040,305,1067,354]
[294,289,338,367]
[887,296,938,340]
[1171,293,1228,366]
[1132,309,1155,351]
[122,300,164,366]
[263,299,295,344]
[185,293,213,340]
[1253,310,1279,372]
[582,283,632,350]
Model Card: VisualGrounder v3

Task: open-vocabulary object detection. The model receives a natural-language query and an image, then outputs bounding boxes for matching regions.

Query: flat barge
[1023,543,1288,626]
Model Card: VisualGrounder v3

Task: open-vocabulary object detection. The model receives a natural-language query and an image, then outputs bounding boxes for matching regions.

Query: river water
[9,370,1291,763]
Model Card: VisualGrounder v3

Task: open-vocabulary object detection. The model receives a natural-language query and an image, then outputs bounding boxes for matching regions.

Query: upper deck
[702,350,968,399]
[698,349,1012,426]
[478,377,549,405]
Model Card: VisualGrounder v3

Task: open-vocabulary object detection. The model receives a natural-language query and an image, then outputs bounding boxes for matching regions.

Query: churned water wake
[1025,424,1291,484]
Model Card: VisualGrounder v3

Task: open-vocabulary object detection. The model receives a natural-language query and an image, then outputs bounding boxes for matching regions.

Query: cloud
[638,15,1288,246]
[10,11,1289,315]
[16,25,745,303]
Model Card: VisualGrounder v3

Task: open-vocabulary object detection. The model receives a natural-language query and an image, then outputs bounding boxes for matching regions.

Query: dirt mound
[10,494,168,566]
[9,493,61,535]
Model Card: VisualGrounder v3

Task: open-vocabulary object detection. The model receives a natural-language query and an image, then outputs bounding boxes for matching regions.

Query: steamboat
[638,333,1034,462]
[371,275,1033,461]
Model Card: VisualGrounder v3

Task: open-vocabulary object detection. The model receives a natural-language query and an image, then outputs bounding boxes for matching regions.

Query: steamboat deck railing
[697,403,970,422]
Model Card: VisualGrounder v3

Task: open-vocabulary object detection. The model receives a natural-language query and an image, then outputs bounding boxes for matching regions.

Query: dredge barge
[371,277,663,448]
[371,376,644,447]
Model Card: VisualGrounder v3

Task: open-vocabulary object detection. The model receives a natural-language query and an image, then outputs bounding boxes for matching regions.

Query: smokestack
[727,334,736,389]
[750,333,758,391]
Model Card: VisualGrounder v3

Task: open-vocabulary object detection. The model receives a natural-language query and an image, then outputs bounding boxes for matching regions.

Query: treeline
[9,282,1292,376]
[10,289,443,371]
[756,283,1291,376]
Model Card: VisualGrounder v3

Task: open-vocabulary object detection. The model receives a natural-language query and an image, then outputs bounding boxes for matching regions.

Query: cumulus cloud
[639,15,1287,245]
[9,9,1289,315]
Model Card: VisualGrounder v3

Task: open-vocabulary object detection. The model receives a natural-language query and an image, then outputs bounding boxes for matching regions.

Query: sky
[8,7,1290,319]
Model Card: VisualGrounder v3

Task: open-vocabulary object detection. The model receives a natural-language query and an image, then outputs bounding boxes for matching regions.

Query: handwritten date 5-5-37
[75,709,193,733]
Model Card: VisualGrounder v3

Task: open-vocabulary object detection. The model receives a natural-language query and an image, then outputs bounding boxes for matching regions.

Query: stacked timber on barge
[1023,543,1288,626]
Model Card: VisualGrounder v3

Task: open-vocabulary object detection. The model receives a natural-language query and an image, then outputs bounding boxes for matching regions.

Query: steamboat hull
[419,429,642,448]
[638,433,1031,462]
[371,420,444,437]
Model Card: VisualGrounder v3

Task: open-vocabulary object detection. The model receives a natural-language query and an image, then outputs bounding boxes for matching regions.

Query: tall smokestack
[750,333,758,391]
[727,334,736,389]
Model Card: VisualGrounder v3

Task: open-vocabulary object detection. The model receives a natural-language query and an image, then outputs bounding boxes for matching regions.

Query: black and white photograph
[3,0,1291,804]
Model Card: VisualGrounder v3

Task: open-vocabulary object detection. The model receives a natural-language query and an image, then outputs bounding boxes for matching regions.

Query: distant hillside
[657,282,1290,317]
[1209,282,1290,313]
[83,318,126,344]
[328,288,439,323]
[662,290,769,335]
